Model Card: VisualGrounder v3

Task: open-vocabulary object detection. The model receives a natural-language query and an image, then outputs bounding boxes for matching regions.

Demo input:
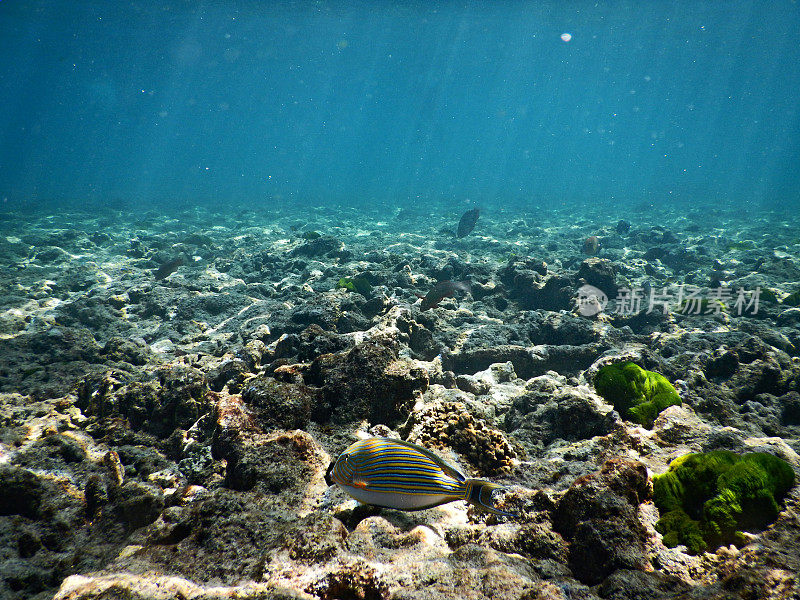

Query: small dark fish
[417,280,471,310]
[154,257,185,280]
[616,220,631,235]
[583,236,601,255]
[457,208,480,238]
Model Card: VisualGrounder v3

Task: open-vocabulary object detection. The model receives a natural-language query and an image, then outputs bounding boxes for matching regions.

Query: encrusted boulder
[77,365,211,439]
[505,373,618,449]
[110,480,165,530]
[279,513,348,562]
[597,569,690,599]
[206,357,249,393]
[0,465,45,519]
[652,405,713,445]
[272,323,354,363]
[289,235,344,258]
[211,393,327,497]
[498,259,573,311]
[552,458,651,585]
[240,375,319,431]
[308,338,426,425]
[576,257,618,298]
[306,561,389,600]
[445,521,568,564]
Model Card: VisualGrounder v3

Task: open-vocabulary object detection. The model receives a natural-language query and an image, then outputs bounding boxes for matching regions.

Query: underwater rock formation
[1,203,799,599]
[553,459,651,585]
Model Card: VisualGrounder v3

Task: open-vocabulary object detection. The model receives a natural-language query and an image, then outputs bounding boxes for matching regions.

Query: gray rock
[652,405,712,446]
[455,374,492,396]
[577,257,618,297]
[0,465,44,519]
[506,376,617,448]
[552,459,651,585]
[241,375,318,431]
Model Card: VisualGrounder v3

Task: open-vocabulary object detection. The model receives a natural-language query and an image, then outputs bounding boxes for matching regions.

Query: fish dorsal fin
[378,437,467,483]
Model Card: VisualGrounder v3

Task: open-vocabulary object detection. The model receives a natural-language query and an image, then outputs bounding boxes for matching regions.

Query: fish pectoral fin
[351,479,369,489]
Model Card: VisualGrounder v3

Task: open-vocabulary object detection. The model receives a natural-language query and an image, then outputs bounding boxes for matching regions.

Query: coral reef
[400,399,516,476]
[1,203,799,599]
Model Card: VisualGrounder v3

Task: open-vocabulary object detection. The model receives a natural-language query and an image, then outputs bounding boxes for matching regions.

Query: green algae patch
[337,276,372,297]
[759,288,779,303]
[726,240,756,251]
[674,297,727,315]
[782,290,800,306]
[593,362,681,428]
[653,451,795,554]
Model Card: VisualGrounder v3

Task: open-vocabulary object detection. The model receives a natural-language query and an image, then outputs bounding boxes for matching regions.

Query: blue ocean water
[1,1,798,212]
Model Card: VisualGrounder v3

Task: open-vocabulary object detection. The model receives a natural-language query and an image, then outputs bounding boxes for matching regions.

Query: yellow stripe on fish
[327,437,515,517]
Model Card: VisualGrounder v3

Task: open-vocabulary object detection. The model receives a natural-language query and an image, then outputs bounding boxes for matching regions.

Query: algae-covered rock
[593,361,681,428]
[78,365,211,438]
[0,465,45,519]
[782,289,800,306]
[336,276,373,297]
[241,375,318,431]
[653,450,795,554]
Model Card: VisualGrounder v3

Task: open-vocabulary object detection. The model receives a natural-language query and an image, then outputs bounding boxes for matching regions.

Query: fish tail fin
[464,479,516,518]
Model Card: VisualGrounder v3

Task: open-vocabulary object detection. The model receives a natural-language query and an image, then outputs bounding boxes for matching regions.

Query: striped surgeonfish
[326,437,515,517]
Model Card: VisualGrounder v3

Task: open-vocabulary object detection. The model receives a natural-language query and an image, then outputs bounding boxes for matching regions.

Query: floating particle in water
[560,32,572,42]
